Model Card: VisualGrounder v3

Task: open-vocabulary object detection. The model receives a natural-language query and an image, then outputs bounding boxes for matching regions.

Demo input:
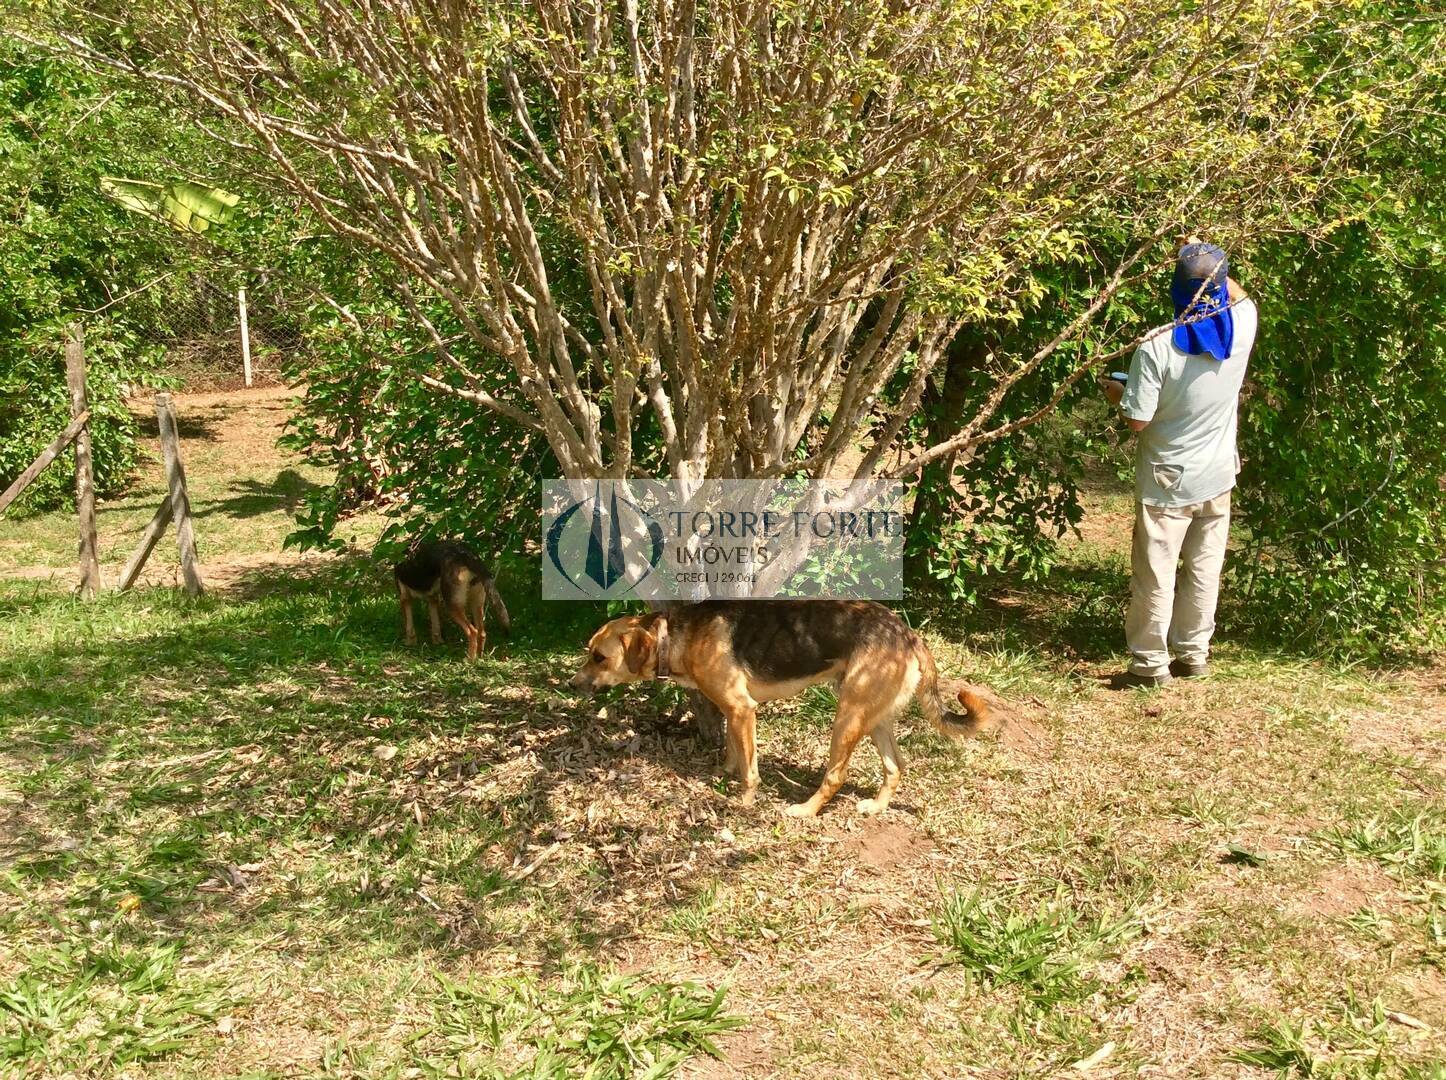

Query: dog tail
[453,546,491,580]
[482,574,511,634]
[912,635,993,741]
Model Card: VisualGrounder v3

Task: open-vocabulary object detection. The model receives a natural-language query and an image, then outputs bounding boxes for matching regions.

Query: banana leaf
[99,177,240,233]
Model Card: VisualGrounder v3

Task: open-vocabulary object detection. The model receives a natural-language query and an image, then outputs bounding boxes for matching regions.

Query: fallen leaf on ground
[1386,1010,1428,1030]
[1071,1041,1115,1071]
[513,842,562,881]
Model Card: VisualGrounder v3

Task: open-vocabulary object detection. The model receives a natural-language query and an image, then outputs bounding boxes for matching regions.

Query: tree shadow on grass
[132,407,226,443]
[0,563,768,974]
[905,562,1130,668]
[13,538,1411,1019]
[190,469,322,521]
[212,549,601,652]
[17,546,1387,984]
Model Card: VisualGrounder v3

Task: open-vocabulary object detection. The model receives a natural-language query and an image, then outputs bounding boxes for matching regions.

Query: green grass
[2,393,1444,1076]
[421,966,741,1078]
[1326,810,1446,880]
[932,887,1143,1008]
[0,942,231,1074]
[1171,791,1246,830]
[0,562,744,1077]
[276,967,743,1079]
[2,556,1443,1077]
[1234,995,1446,1079]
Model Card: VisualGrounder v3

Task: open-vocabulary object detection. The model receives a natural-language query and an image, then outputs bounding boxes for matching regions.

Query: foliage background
[1,13,1442,652]
[1233,154,1446,649]
[277,261,549,563]
[0,42,179,509]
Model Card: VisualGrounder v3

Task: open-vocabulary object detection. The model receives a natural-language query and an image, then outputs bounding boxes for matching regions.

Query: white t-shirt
[1120,297,1258,507]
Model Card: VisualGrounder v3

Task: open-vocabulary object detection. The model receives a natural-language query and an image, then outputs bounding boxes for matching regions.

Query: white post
[237,286,253,388]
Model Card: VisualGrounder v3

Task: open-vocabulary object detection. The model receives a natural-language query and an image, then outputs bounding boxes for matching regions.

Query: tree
[277,254,548,558]
[19,0,1440,498]
[0,41,191,509]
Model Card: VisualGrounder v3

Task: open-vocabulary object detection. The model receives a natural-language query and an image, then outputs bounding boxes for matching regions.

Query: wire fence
[121,272,305,391]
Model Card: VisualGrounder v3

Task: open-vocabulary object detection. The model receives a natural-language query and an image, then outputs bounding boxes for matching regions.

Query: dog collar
[654,616,670,681]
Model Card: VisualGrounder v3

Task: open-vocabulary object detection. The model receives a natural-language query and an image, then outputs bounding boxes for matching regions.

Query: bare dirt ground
[0,385,380,588]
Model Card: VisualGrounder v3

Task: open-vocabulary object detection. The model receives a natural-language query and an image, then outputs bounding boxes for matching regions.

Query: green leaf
[1222,845,1266,867]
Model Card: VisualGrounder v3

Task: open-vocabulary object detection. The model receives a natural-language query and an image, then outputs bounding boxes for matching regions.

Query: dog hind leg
[786,706,873,818]
[722,718,741,778]
[858,658,918,815]
[789,656,906,817]
[467,582,491,655]
[445,600,480,659]
[441,573,479,660]
[857,718,903,816]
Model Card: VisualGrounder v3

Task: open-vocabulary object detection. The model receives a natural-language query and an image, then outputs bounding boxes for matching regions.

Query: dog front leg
[399,583,417,645]
[724,706,759,805]
[427,596,443,644]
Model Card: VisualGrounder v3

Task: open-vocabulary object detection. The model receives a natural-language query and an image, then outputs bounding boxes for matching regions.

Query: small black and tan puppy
[393,541,510,660]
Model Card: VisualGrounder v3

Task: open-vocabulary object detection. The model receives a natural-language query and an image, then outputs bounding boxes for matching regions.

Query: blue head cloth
[1171,242,1233,360]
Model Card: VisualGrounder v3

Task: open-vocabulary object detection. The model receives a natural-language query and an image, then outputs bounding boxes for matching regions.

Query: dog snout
[569,668,595,692]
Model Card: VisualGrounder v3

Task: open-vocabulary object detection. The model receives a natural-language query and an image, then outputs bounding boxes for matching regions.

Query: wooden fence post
[0,410,90,516]
[238,287,253,388]
[155,393,204,596]
[115,496,175,593]
[65,325,101,598]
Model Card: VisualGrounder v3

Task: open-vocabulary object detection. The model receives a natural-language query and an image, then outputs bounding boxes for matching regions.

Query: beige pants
[1125,492,1231,676]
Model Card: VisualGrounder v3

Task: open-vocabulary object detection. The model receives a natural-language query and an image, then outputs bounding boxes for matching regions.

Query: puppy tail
[913,636,994,741]
[483,575,512,635]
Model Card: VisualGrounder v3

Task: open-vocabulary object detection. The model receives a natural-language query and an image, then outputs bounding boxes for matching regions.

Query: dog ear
[623,628,655,674]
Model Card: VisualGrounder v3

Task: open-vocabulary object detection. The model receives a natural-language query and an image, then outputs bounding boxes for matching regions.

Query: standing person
[1100,240,1259,688]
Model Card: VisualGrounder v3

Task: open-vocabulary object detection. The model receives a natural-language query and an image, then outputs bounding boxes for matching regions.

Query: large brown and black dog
[394,541,510,660]
[571,598,992,816]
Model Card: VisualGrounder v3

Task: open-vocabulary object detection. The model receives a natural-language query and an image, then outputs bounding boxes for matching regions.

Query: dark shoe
[1169,659,1209,679]
[1110,671,1173,690]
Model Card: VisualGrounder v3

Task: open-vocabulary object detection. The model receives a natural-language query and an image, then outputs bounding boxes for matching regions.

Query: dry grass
[1,390,1443,1078]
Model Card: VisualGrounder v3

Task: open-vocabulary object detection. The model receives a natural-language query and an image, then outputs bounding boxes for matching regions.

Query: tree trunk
[906,329,991,584]
[689,693,726,749]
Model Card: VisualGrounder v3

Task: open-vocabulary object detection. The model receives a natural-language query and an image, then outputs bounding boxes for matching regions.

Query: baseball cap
[1173,242,1229,289]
